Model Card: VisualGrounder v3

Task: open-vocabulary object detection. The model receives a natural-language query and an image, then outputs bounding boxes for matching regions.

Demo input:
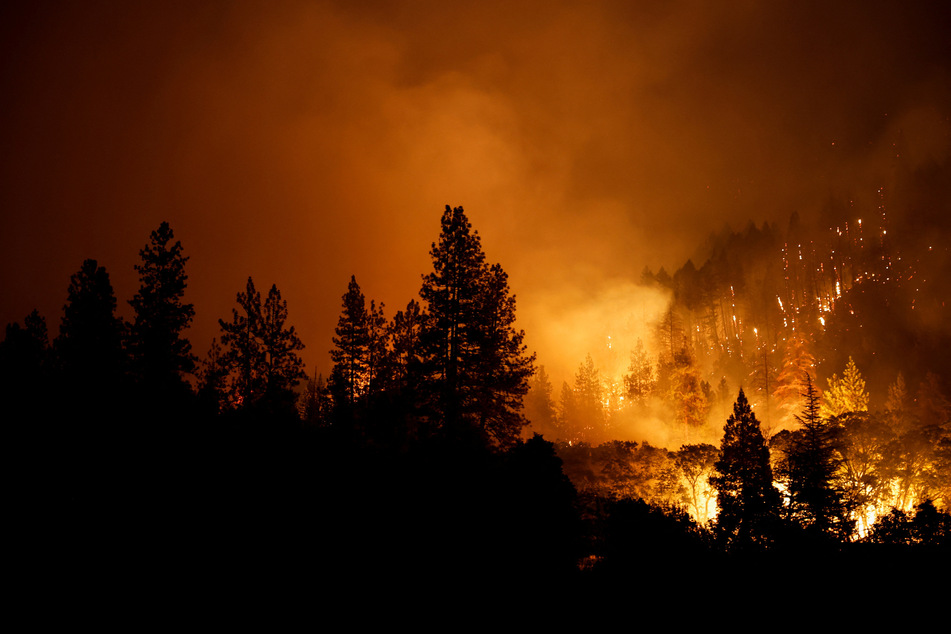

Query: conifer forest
[2,1,950,607]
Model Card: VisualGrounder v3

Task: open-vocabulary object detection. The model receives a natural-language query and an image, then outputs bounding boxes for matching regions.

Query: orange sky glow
[2,1,949,386]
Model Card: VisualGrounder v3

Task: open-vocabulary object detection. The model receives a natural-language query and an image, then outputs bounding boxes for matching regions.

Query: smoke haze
[2,0,949,382]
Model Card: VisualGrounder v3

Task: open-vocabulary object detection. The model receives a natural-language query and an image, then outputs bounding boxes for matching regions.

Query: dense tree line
[1,210,572,593]
[4,210,948,598]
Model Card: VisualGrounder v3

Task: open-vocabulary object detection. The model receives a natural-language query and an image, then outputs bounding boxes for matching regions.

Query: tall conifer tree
[419,205,534,448]
[710,388,781,548]
[219,277,264,407]
[783,374,853,539]
[329,275,371,411]
[389,298,425,394]
[259,283,305,405]
[128,222,195,392]
[56,259,125,386]
[821,356,869,418]
[218,277,304,411]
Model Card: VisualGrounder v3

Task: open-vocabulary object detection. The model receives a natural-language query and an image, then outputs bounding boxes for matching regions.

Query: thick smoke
[1,0,948,389]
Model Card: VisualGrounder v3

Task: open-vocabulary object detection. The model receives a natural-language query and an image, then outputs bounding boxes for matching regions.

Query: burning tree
[659,346,708,440]
[676,443,719,525]
[884,373,913,433]
[772,332,817,428]
[572,354,606,443]
[820,356,869,418]
[623,338,655,408]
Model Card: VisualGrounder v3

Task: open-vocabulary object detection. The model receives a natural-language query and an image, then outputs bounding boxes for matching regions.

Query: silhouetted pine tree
[328,275,391,437]
[196,337,229,415]
[418,205,534,448]
[55,259,126,388]
[127,222,196,396]
[524,365,558,439]
[710,388,782,549]
[53,259,131,546]
[1,310,51,435]
[782,375,854,540]
[219,277,264,407]
[1,309,49,392]
[329,275,370,412]
[472,262,535,446]
[385,298,427,446]
[259,283,305,410]
[218,277,304,414]
[389,298,425,393]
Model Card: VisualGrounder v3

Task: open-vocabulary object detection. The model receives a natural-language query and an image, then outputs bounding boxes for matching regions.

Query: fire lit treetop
[820,357,869,419]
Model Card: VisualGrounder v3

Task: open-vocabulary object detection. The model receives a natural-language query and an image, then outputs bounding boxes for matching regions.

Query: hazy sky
[2,0,949,382]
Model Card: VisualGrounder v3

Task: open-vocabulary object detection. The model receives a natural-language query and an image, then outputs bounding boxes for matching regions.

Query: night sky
[2,0,949,382]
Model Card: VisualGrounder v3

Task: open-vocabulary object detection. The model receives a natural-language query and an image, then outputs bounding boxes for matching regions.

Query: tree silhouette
[385,298,427,445]
[524,365,558,439]
[259,283,306,407]
[389,299,424,393]
[868,500,951,547]
[219,277,264,407]
[470,262,535,446]
[329,275,370,410]
[654,306,684,361]
[1,309,48,382]
[127,222,195,393]
[196,337,229,415]
[557,380,577,443]
[1,310,50,424]
[710,388,781,549]
[218,277,304,412]
[781,375,854,540]
[51,260,129,537]
[419,205,534,448]
[328,275,390,432]
[55,259,125,386]
[572,353,605,444]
